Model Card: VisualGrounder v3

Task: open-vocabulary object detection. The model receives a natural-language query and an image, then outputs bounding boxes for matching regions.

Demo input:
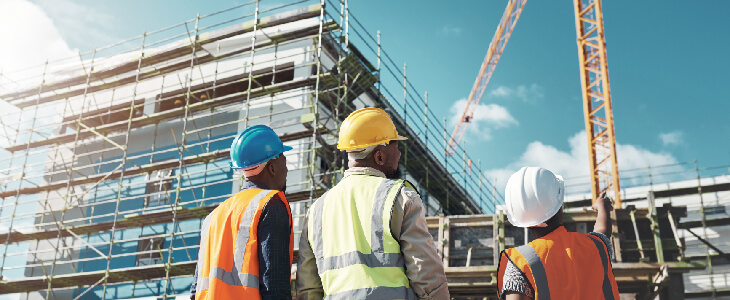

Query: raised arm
[591,193,614,237]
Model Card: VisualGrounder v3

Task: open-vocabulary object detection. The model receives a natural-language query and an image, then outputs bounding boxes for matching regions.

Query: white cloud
[0,0,79,145]
[449,98,518,140]
[438,25,462,36]
[488,84,544,102]
[0,0,77,72]
[0,0,77,89]
[659,130,683,146]
[485,130,681,195]
[33,0,119,49]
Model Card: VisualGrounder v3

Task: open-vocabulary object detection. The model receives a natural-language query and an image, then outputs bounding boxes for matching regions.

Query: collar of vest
[344,166,387,178]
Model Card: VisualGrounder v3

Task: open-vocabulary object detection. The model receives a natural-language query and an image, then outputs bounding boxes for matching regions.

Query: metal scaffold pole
[462,140,466,190]
[401,63,408,179]
[102,30,148,298]
[0,59,48,283]
[478,160,484,212]
[695,160,716,298]
[243,1,261,129]
[308,0,326,205]
[163,12,201,299]
[53,47,99,299]
[423,91,429,212]
[443,117,449,215]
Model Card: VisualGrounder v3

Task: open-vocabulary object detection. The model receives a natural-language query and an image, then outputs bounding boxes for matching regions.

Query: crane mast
[573,0,622,208]
[446,0,527,156]
[447,0,622,210]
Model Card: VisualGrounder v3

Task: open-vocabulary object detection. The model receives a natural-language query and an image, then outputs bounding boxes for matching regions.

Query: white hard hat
[504,167,565,228]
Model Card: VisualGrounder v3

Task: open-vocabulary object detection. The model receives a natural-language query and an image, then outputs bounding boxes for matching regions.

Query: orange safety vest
[497,227,619,300]
[195,188,293,300]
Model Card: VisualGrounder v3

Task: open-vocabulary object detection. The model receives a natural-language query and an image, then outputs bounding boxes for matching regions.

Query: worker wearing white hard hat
[497,167,619,300]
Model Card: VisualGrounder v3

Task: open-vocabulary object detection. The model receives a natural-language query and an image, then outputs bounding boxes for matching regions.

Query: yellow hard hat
[337,107,408,150]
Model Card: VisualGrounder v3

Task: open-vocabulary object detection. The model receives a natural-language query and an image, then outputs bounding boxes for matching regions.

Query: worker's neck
[349,161,388,174]
[245,176,276,191]
[528,224,562,240]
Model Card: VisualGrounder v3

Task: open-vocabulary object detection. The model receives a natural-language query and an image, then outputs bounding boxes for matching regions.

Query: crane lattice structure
[446,0,526,157]
[573,0,622,208]
[447,0,622,208]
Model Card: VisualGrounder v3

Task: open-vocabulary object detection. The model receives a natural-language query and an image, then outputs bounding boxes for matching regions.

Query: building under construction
[0,1,496,299]
[0,1,726,299]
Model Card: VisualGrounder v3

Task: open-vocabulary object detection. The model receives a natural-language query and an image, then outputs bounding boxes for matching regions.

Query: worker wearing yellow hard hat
[296,107,450,300]
[497,167,619,300]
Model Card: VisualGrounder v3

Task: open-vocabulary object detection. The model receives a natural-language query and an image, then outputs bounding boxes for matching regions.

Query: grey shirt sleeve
[501,259,534,299]
[295,209,324,300]
[391,187,450,300]
[190,262,198,299]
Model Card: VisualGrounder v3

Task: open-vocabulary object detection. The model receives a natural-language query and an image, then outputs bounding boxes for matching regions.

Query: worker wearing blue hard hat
[191,124,294,300]
[230,124,294,181]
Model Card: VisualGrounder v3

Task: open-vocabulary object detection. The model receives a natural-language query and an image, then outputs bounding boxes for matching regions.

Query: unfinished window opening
[61,99,145,134]
[705,205,727,216]
[136,235,164,266]
[156,62,295,114]
[145,169,173,207]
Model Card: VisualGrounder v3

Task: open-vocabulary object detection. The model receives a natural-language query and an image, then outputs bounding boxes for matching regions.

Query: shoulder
[586,231,613,258]
[402,179,418,190]
[398,180,421,201]
[498,250,535,298]
[263,191,287,210]
[308,190,328,209]
[401,185,420,199]
[396,184,424,216]
[258,192,291,227]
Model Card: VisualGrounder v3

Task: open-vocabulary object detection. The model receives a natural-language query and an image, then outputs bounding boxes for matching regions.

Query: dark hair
[545,208,563,227]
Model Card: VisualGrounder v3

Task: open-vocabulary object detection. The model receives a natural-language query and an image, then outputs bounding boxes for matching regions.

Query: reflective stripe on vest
[325,286,418,300]
[497,227,619,300]
[514,244,550,300]
[196,188,292,299]
[308,175,414,299]
[588,236,616,300]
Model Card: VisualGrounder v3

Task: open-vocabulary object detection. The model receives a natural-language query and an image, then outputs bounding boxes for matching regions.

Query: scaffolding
[0,1,503,299]
[565,161,730,298]
[0,0,724,299]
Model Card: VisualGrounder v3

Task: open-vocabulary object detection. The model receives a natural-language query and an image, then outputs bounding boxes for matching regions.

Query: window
[61,99,145,134]
[705,205,726,216]
[145,169,173,207]
[155,62,295,114]
[137,236,164,266]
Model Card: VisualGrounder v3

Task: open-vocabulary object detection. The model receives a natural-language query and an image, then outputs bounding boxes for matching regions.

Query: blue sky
[2,0,729,193]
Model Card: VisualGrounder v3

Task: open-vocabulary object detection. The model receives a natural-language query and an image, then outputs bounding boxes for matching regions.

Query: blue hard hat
[230,125,293,169]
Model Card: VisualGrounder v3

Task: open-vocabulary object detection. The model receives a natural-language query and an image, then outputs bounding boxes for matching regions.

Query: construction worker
[497,167,619,300]
[296,107,450,300]
[191,124,294,300]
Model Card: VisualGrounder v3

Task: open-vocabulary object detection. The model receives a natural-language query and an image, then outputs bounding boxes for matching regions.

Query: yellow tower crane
[447,0,622,208]
[446,0,527,157]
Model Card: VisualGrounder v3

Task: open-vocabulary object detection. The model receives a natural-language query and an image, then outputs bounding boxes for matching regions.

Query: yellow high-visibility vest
[307,174,417,300]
